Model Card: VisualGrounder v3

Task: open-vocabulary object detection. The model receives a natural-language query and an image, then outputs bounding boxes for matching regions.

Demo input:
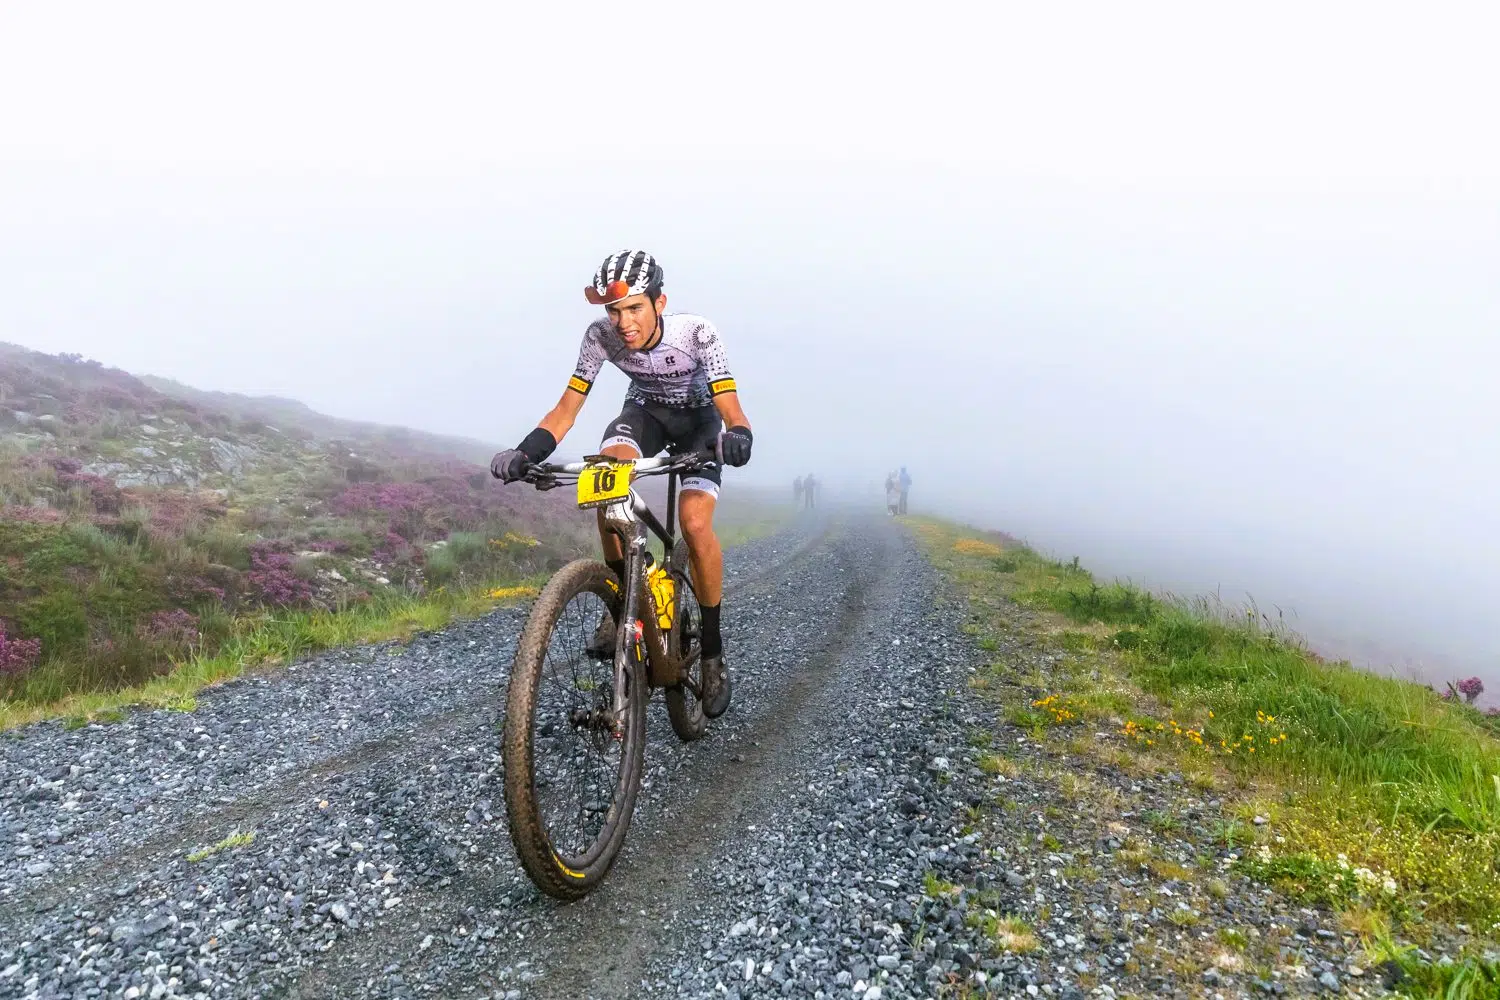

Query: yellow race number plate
[576,462,633,509]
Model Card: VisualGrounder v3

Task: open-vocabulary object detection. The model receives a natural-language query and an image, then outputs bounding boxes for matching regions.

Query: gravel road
[1,514,1372,1000]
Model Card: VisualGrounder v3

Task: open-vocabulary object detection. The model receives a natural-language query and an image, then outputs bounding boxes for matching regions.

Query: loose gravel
[0,514,1384,999]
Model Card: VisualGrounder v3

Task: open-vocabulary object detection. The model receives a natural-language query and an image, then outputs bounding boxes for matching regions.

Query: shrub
[139,608,201,649]
[246,542,315,607]
[0,623,41,677]
[424,546,458,586]
[16,591,90,651]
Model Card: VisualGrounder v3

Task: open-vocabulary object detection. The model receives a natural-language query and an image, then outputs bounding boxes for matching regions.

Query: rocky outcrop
[82,460,200,489]
[208,437,259,478]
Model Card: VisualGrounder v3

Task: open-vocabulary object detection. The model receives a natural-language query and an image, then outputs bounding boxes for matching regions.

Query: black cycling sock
[700,602,722,659]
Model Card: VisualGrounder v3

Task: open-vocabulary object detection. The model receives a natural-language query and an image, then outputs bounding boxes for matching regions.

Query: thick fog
[2,4,1497,691]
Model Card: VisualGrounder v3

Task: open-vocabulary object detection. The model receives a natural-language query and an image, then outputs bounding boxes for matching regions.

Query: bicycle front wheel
[501,559,647,900]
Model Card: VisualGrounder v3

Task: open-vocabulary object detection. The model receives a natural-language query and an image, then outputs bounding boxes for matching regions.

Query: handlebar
[520,448,718,490]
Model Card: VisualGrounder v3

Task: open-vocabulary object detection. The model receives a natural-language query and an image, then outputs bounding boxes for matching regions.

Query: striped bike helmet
[585,250,665,305]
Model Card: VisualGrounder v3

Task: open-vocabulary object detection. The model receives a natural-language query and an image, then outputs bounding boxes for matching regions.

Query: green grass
[1,493,794,731]
[915,518,1500,834]
[910,516,1500,929]
[187,830,255,862]
[0,577,542,730]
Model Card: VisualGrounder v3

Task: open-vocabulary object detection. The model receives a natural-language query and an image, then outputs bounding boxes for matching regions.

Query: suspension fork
[611,520,648,732]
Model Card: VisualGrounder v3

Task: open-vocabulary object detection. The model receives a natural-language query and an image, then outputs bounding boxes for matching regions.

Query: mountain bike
[500,449,716,900]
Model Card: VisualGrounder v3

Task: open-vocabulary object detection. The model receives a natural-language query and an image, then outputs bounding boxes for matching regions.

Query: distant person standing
[898,466,912,515]
[793,476,804,507]
[884,471,900,516]
[804,473,817,510]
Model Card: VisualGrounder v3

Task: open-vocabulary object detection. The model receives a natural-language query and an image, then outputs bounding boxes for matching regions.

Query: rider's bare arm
[536,384,588,447]
[712,391,750,433]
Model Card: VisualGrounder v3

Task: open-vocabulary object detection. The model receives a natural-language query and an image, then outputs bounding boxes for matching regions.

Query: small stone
[1319,972,1340,991]
[330,902,351,924]
[1252,815,1268,825]
[1348,966,1364,977]
[876,956,899,970]
[863,988,883,1000]
[25,861,54,876]
[419,935,433,951]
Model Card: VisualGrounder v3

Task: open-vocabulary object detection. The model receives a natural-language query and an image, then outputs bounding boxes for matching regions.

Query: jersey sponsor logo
[709,377,737,396]
[567,375,592,395]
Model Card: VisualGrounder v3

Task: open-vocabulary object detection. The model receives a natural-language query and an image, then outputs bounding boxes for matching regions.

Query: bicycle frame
[526,453,709,730]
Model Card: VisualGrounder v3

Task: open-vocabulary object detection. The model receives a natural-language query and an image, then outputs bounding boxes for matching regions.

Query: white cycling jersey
[567,313,737,408]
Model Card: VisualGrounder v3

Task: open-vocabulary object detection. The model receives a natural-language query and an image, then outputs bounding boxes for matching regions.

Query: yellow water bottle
[648,563,675,632]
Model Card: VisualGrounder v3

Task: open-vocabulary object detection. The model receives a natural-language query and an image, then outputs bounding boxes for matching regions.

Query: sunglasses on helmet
[584,280,636,306]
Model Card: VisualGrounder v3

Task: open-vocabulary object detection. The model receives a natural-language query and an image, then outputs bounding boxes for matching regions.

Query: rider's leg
[678,488,723,656]
[595,441,643,575]
[595,403,660,579]
[588,404,660,656]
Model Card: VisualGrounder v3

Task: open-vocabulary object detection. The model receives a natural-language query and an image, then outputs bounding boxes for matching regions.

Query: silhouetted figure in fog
[793,476,804,506]
[804,473,817,510]
[885,471,900,516]
[898,466,912,515]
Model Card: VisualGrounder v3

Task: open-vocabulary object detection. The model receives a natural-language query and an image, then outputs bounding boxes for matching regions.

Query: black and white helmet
[585,249,664,305]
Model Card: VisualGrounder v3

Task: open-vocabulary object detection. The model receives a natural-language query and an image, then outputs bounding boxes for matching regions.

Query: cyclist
[489,250,752,718]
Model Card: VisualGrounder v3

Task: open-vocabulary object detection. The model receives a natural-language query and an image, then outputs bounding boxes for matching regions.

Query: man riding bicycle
[489,250,752,718]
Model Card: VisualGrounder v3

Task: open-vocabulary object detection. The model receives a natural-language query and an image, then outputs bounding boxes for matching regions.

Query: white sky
[3,2,1497,181]
[2,1,1498,688]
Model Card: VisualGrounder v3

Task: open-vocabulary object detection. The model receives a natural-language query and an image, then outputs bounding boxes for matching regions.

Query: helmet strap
[639,302,664,351]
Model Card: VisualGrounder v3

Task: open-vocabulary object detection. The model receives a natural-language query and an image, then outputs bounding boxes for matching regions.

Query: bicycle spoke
[531,590,623,860]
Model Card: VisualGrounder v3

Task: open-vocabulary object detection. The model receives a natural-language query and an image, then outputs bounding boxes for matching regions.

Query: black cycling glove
[720,426,753,467]
[490,427,557,482]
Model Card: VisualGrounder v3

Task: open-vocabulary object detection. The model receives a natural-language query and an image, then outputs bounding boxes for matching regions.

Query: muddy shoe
[585,611,616,659]
[701,655,731,719]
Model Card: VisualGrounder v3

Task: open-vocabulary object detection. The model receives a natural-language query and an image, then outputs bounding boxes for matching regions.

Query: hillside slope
[0,343,589,707]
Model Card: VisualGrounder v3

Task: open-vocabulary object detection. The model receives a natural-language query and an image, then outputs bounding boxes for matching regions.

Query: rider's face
[606,292,666,349]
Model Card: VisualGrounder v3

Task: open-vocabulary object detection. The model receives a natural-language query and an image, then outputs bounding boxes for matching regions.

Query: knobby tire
[502,559,647,901]
[664,541,707,742]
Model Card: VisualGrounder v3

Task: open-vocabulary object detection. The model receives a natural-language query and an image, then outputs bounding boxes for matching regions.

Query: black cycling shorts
[600,400,722,495]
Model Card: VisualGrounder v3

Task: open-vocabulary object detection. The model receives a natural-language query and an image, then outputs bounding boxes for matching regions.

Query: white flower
[1383,878,1398,896]
[1255,845,1273,863]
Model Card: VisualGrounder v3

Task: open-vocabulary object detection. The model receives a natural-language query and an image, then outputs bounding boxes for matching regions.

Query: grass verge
[2,497,794,733]
[910,517,1500,997]
[0,578,541,731]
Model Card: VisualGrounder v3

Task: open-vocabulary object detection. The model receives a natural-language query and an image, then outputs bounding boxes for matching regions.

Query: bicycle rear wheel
[664,542,707,742]
[502,559,647,900]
